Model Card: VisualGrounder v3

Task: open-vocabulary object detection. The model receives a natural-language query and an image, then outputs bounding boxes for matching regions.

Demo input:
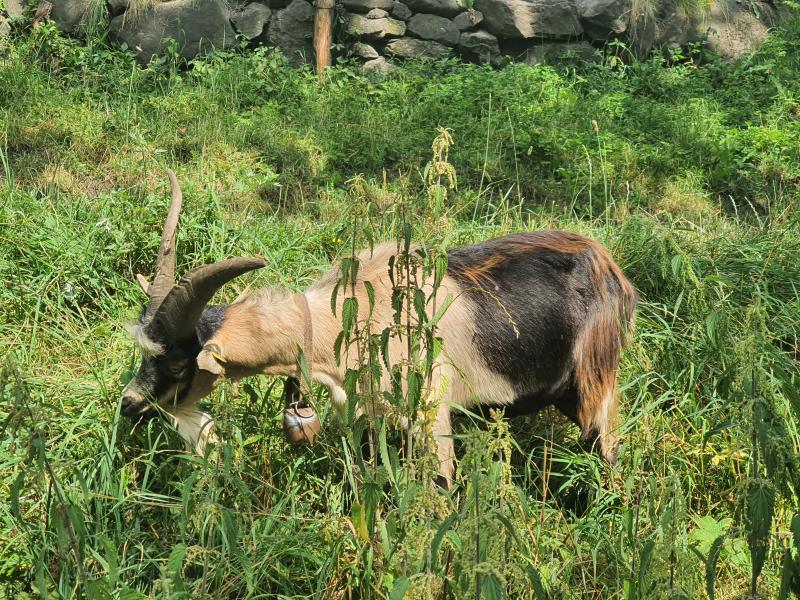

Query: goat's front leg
[432,398,455,487]
[426,368,455,487]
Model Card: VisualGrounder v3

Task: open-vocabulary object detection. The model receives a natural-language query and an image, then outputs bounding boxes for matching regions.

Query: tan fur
[185,240,632,479]
[194,244,514,480]
[572,240,636,463]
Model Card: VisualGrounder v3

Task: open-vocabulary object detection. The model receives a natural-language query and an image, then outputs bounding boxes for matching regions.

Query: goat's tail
[574,246,638,463]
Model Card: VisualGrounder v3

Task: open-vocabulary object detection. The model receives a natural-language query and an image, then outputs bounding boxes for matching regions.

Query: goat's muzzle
[121,390,157,420]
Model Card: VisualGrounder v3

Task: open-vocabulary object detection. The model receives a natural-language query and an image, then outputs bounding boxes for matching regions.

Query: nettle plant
[328,129,547,598]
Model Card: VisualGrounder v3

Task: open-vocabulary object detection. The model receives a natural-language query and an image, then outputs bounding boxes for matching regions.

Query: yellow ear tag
[197,346,225,375]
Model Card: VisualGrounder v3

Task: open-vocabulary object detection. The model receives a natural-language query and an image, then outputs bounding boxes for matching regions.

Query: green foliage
[1,18,800,600]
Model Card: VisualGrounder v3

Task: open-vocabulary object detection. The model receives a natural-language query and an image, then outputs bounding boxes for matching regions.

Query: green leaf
[379,423,396,486]
[434,253,448,290]
[363,478,382,537]
[297,348,312,392]
[524,565,547,600]
[351,502,369,542]
[167,543,187,593]
[101,536,119,585]
[334,330,345,365]
[705,311,718,345]
[406,370,422,414]
[413,288,426,324]
[350,256,360,286]
[429,513,458,571]
[638,539,655,594]
[391,288,404,323]
[364,280,375,316]
[380,327,391,370]
[689,515,731,554]
[705,535,725,600]
[481,573,503,600]
[341,257,352,290]
[747,481,775,584]
[790,513,800,550]
[85,579,112,600]
[342,296,358,341]
[220,508,240,556]
[496,513,525,552]
[9,471,23,518]
[778,548,795,600]
[330,281,340,316]
[427,293,454,330]
[389,576,410,600]
[387,255,396,287]
[119,587,149,600]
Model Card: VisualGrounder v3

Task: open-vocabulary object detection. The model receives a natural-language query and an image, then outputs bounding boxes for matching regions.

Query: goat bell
[282,377,320,445]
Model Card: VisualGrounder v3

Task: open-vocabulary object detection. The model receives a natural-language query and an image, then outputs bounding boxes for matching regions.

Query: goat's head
[121,171,266,419]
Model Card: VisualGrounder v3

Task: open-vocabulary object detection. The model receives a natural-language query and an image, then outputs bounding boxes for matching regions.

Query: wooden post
[314,0,335,78]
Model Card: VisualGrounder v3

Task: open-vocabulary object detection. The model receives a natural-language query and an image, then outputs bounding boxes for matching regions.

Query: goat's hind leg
[575,384,619,465]
[555,380,619,465]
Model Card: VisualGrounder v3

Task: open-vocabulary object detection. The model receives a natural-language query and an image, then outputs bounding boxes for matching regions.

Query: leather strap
[292,292,314,398]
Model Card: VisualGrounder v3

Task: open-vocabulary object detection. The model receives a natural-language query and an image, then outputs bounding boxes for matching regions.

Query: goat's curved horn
[145,257,267,342]
[144,170,183,321]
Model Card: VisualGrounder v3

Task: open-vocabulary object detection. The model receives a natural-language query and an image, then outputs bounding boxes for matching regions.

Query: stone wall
[0,0,795,69]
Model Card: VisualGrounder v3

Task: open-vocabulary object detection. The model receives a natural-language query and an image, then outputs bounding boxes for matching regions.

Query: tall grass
[1,19,800,599]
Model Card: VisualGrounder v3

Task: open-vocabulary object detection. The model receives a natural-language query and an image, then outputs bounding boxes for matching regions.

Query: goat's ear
[197,344,225,376]
[136,274,151,295]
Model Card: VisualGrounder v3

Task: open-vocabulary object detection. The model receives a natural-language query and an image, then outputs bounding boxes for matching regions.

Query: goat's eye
[167,364,186,377]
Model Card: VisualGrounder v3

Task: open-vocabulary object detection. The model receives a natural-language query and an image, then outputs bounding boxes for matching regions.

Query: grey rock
[360,55,397,75]
[366,7,389,17]
[268,0,313,66]
[576,0,629,38]
[5,0,27,19]
[107,0,129,17]
[351,41,380,58]
[453,9,483,30]
[0,15,9,42]
[110,0,234,62]
[628,0,792,58]
[404,0,463,17]
[390,0,412,20]
[625,2,655,56]
[342,0,394,13]
[407,13,459,46]
[384,36,451,59]
[232,2,272,40]
[345,13,406,40]
[458,29,499,63]
[703,0,784,59]
[50,0,101,34]
[473,0,582,38]
[519,40,596,64]
[642,0,695,51]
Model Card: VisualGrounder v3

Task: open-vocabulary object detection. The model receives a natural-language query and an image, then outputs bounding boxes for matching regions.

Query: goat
[121,172,638,479]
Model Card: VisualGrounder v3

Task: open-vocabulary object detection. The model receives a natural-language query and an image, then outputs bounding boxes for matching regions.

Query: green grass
[1,20,800,599]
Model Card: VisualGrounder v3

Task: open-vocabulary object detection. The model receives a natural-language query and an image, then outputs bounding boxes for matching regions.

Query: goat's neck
[204,291,341,383]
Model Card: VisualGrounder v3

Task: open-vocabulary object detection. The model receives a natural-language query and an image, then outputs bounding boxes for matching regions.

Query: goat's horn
[145,257,267,342]
[144,170,183,321]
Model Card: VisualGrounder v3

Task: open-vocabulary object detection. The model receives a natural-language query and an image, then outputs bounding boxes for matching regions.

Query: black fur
[122,306,227,417]
[447,233,598,411]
